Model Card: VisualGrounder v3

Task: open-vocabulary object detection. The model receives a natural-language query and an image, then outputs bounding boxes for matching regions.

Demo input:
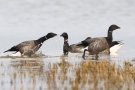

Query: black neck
[64,39,72,51]
[37,36,48,43]
[107,29,113,42]
[110,43,115,47]
[106,29,114,47]
[64,38,68,41]
[64,39,70,47]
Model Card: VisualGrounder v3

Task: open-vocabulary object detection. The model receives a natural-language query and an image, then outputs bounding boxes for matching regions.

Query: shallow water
[0,0,135,89]
[0,56,135,90]
[0,0,135,57]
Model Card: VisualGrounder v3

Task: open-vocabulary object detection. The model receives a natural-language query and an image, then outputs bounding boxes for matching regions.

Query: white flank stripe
[110,44,123,53]
[9,52,22,57]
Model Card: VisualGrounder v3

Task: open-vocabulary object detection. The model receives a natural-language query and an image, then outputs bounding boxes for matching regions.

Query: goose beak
[54,34,57,36]
[60,34,63,37]
[117,27,120,29]
[118,41,124,45]
[121,42,124,45]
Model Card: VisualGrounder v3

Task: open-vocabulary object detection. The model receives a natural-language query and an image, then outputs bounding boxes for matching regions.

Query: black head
[85,37,91,40]
[60,32,68,39]
[111,41,122,47]
[46,32,57,39]
[109,24,120,31]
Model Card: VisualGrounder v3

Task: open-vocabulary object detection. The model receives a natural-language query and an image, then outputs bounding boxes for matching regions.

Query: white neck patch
[65,39,68,42]
[45,36,47,39]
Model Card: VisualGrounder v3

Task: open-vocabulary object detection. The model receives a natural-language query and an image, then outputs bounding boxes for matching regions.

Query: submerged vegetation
[0,56,135,90]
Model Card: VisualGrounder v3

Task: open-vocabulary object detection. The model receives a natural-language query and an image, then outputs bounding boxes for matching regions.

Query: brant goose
[82,24,120,59]
[78,40,123,54]
[60,32,91,55]
[4,32,57,56]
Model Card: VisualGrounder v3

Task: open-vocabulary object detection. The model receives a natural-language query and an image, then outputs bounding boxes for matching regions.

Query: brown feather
[16,40,41,56]
[88,37,109,55]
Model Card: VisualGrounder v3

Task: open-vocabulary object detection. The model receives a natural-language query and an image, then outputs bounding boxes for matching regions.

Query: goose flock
[4,24,123,59]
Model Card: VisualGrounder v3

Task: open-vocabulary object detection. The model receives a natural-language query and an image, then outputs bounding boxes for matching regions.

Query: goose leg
[64,52,68,56]
[95,54,99,60]
[82,49,88,60]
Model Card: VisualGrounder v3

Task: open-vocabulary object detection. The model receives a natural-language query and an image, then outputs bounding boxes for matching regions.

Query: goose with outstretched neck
[4,32,57,57]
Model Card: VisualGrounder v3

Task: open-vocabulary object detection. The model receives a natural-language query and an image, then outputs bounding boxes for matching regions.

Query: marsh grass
[0,56,135,90]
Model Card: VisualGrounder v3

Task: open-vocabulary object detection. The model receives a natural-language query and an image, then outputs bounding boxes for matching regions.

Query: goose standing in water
[78,40,123,54]
[82,24,120,59]
[60,32,91,55]
[4,32,57,57]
